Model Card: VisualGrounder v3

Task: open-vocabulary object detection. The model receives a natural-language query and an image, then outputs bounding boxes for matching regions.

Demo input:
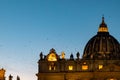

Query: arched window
[82,62,88,70]
[49,63,56,70]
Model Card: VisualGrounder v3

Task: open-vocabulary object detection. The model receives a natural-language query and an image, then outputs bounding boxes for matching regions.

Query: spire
[98,16,108,32]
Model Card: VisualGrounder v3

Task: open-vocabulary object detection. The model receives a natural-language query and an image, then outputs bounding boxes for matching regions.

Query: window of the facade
[49,66,56,71]
[49,65,56,70]
[49,66,52,70]
[98,65,103,69]
[82,65,88,70]
[82,62,88,70]
[68,65,73,70]
[48,63,56,70]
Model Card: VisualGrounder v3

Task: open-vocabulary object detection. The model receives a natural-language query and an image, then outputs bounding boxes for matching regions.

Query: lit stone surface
[36,17,120,80]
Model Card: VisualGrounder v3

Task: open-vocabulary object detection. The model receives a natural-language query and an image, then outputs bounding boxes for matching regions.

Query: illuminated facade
[36,17,120,80]
[0,68,5,80]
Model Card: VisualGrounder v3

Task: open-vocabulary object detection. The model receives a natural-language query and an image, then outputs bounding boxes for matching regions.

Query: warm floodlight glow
[49,66,52,70]
[110,79,114,80]
[107,78,117,80]
[68,66,73,70]
[98,27,108,32]
[0,69,5,78]
[83,62,86,64]
[49,65,56,70]
[82,65,88,70]
[48,53,57,61]
[61,52,65,59]
[99,65,103,69]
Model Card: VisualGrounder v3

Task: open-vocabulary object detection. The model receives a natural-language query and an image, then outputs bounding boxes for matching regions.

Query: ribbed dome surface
[83,17,120,60]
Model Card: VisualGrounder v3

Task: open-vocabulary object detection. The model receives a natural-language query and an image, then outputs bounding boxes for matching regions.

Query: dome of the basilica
[83,17,120,60]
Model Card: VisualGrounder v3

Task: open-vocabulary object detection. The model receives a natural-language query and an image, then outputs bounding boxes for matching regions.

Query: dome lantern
[98,16,108,32]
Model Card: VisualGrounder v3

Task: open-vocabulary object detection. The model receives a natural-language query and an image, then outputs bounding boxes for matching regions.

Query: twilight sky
[0,0,120,80]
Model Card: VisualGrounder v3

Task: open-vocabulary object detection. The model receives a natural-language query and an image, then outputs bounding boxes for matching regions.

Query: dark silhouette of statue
[40,52,43,60]
[70,54,74,60]
[76,52,80,59]
[9,75,13,80]
[17,76,20,80]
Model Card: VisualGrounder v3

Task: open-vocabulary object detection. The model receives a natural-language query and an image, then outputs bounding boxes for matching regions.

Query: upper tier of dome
[83,17,120,60]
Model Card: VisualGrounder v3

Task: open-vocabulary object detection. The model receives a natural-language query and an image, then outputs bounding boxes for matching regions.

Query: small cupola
[98,16,108,32]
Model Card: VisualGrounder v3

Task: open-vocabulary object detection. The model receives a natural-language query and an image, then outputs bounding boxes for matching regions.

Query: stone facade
[0,68,5,80]
[36,49,120,80]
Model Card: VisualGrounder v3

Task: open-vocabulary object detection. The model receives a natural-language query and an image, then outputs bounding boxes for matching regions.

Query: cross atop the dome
[102,16,104,23]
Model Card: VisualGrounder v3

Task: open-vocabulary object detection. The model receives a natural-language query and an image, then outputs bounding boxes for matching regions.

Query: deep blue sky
[0,0,120,80]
